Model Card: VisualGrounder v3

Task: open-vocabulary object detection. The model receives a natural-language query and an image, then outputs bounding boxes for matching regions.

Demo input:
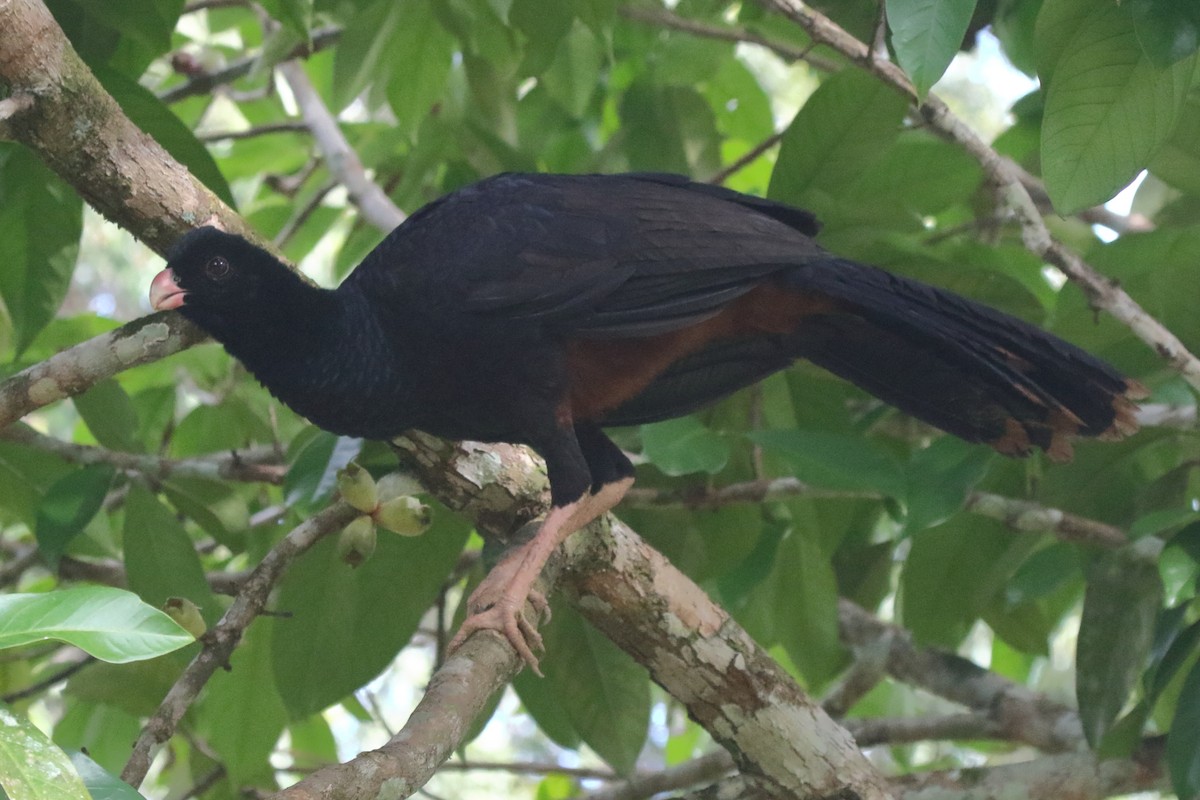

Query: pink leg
[448,477,634,673]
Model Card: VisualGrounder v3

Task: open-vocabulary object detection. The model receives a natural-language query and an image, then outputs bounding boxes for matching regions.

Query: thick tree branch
[277,60,406,232]
[121,500,360,786]
[838,600,1083,753]
[0,0,256,252]
[895,739,1168,800]
[756,0,1200,392]
[0,313,205,430]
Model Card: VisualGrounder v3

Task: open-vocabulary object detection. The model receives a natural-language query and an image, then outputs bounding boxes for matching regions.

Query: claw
[448,597,546,675]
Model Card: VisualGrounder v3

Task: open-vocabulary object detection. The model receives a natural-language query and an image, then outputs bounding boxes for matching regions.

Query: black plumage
[150,172,1144,668]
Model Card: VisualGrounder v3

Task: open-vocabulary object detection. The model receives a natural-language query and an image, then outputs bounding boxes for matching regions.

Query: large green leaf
[1168,660,1200,799]
[384,0,456,137]
[73,379,142,453]
[203,621,287,786]
[0,704,90,800]
[34,465,116,567]
[537,603,649,775]
[886,0,979,98]
[749,430,905,499]
[768,69,908,212]
[0,147,83,356]
[620,81,721,176]
[123,485,216,618]
[904,438,994,533]
[270,509,470,718]
[332,0,407,111]
[640,416,729,476]
[1039,0,1196,212]
[0,587,193,663]
[1076,539,1164,748]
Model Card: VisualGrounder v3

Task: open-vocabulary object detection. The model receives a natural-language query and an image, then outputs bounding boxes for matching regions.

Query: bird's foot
[448,558,551,674]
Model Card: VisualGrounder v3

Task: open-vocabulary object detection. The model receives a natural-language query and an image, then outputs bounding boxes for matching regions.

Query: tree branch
[158,25,342,104]
[582,752,734,800]
[0,313,205,430]
[1,425,286,484]
[755,0,1200,391]
[0,0,256,253]
[122,500,361,786]
[277,60,406,232]
[838,600,1084,753]
[625,480,1127,548]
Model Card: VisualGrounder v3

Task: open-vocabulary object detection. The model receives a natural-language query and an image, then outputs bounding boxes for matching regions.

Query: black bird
[149,172,1144,668]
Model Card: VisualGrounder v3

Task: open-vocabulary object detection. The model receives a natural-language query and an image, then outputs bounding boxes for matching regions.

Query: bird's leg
[448,476,633,674]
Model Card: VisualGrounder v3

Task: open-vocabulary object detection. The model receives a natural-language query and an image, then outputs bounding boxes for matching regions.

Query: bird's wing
[354,173,828,339]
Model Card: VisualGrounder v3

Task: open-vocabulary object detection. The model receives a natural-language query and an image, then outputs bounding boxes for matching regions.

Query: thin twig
[618,6,840,73]
[707,131,784,186]
[0,655,96,703]
[198,121,309,142]
[1,425,287,484]
[159,26,342,104]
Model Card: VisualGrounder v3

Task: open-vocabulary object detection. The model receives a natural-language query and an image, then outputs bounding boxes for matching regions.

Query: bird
[149,172,1145,669]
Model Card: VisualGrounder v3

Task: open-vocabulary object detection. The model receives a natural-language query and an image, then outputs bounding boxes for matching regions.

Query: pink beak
[150,268,187,311]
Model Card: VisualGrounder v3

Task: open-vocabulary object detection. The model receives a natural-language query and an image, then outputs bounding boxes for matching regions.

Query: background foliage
[1,0,1199,798]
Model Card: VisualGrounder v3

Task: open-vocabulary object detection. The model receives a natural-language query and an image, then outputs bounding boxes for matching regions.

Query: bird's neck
[218,282,413,438]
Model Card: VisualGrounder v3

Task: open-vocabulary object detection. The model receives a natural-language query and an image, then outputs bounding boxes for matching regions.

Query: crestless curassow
[149,172,1145,669]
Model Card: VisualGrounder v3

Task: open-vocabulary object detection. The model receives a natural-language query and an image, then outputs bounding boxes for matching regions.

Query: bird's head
[150,227,292,333]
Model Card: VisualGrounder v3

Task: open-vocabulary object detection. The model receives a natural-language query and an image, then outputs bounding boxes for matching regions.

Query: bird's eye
[205,256,231,280]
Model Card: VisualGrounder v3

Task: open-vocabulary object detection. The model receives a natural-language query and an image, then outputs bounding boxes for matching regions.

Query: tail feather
[784,259,1145,461]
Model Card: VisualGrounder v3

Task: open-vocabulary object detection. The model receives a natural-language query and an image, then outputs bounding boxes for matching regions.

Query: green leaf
[332,0,406,111]
[53,703,142,778]
[904,438,994,533]
[640,416,729,476]
[73,379,141,453]
[285,432,363,509]
[901,518,1036,647]
[537,604,649,775]
[0,587,193,663]
[1168,661,1200,800]
[510,0,574,74]
[92,67,235,207]
[749,430,905,499]
[68,752,145,800]
[1130,0,1200,68]
[260,0,314,40]
[512,667,582,750]
[0,147,83,356]
[122,486,216,617]
[768,69,909,211]
[69,0,182,55]
[620,82,721,176]
[203,621,287,785]
[0,704,90,800]
[886,0,979,99]
[1040,1,1197,213]
[384,0,456,137]
[1077,539,1164,748]
[271,509,470,718]
[34,465,116,567]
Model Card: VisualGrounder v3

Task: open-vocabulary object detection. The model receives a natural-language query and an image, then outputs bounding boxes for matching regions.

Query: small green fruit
[163,597,207,639]
[337,462,378,512]
[337,515,377,567]
[374,496,432,536]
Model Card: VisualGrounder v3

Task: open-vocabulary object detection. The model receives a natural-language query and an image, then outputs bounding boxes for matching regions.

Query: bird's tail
[783,259,1146,461]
